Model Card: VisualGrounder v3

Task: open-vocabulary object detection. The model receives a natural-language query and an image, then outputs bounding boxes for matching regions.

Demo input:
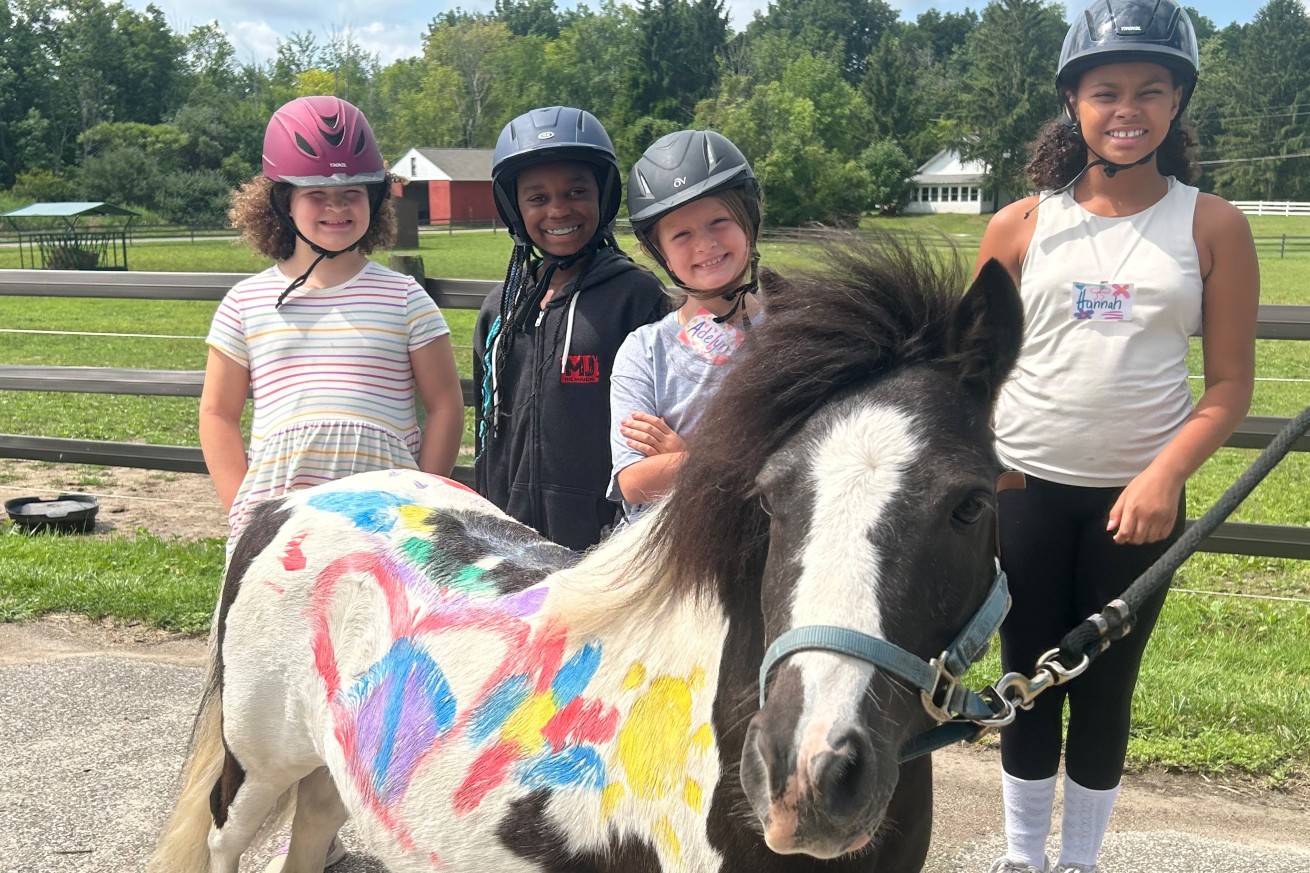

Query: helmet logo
[1120,25,1142,32]
[538,131,555,140]
[673,176,688,188]
[330,162,346,168]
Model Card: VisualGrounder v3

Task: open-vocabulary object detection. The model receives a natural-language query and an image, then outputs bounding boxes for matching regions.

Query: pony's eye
[952,493,989,525]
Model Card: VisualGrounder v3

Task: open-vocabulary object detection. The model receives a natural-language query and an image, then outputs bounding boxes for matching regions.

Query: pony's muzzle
[741,713,887,858]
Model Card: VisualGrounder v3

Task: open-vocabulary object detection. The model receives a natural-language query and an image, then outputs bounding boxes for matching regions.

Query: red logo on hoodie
[561,354,600,384]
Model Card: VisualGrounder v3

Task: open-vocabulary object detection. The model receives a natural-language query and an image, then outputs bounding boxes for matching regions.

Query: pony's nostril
[811,728,875,820]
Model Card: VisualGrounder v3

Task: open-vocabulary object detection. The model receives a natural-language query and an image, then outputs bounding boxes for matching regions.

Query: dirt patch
[0,458,227,541]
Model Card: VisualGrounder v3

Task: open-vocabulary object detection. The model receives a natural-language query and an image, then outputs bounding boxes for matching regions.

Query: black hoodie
[474,247,666,550]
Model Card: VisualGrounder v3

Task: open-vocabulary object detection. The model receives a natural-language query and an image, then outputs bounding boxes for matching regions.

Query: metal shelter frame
[1,202,138,271]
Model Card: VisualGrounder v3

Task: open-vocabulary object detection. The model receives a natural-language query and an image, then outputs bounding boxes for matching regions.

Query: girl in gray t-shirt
[609,130,765,524]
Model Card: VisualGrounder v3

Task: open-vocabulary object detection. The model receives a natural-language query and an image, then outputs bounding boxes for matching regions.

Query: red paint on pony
[281,532,308,571]
[454,740,519,815]
[543,697,620,750]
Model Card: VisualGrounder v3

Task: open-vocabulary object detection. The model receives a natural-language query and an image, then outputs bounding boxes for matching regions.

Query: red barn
[389,148,496,226]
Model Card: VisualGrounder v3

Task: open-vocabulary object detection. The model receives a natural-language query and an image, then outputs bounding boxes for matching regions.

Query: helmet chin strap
[270,187,380,308]
[1023,117,1161,220]
[665,251,761,325]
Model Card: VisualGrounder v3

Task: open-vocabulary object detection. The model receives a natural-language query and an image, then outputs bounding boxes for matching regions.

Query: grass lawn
[2,214,1309,783]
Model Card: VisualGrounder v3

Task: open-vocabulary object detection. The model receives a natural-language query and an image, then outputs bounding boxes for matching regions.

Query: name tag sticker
[1071,281,1133,322]
[679,308,744,365]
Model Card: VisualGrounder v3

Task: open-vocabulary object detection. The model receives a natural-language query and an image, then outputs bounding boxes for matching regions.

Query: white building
[904,149,998,215]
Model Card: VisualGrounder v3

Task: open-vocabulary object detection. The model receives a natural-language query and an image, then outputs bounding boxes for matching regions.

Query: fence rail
[1232,200,1310,216]
[2,269,1308,559]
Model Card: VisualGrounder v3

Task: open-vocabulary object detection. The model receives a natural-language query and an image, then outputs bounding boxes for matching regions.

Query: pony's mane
[627,234,972,605]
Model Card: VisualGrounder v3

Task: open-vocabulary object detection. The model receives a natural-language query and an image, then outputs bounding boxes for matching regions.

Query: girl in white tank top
[972,3,1259,872]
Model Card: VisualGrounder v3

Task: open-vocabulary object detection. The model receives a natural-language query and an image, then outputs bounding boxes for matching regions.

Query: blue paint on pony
[518,746,607,791]
[551,641,603,703]
[469,675,532,743]
[308,490,410,533]
[347,637,457,803]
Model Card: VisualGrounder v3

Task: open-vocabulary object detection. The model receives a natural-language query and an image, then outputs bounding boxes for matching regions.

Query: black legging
[997,474,1184,790]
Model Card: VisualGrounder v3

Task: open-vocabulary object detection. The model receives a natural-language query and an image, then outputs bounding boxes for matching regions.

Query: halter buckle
[920,652,963,723]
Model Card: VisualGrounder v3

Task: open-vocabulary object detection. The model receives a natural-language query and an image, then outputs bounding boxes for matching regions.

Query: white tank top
[994,177,1202,487]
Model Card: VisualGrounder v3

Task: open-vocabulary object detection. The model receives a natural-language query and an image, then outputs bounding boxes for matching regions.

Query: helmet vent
[322,112,340,128]
[637,170,652,199]
[354,130,368,155]
[294,133,318,157]
[322,127,345,147]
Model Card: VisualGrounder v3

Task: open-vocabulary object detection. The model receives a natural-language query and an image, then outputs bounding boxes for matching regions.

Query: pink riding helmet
[262,95,386,187]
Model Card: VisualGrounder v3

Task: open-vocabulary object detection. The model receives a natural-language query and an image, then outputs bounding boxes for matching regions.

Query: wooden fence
[2,268,1309,559]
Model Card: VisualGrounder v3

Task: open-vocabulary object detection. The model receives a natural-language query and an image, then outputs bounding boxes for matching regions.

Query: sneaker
[263,835,347,872]
[1054,865,1097,873]
[987,858,1049,873]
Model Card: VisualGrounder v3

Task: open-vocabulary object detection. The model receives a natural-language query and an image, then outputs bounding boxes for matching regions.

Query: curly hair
[228,174,399,260]
[1025,117,1199,190]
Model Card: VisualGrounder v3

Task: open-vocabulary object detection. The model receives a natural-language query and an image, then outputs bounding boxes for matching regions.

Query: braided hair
[477,229,629,455]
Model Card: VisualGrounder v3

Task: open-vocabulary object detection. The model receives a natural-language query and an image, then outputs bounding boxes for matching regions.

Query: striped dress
[206,261,450,539]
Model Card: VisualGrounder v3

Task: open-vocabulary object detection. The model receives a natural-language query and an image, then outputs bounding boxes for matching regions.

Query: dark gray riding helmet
[627,129,762,285]
[1058,0,1199,116]
[491,106,622,246]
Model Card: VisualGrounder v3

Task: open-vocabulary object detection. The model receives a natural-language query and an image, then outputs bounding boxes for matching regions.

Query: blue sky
[127,0,1273,67]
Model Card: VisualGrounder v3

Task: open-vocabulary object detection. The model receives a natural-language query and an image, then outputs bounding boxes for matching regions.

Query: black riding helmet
[1058,0,1199,117]
[491,106,622,250]
[627,129,762,291]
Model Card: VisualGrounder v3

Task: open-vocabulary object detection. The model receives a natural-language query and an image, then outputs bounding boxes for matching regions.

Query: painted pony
[150,240,1022,873]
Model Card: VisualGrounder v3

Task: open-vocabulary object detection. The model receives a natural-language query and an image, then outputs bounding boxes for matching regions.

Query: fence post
[1282,235,1287,259]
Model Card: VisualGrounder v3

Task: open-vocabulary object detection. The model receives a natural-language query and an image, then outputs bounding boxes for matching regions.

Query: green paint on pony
[401,536,495,595]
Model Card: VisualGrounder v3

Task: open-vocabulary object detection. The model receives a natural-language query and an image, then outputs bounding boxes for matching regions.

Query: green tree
[495,0,562,38]
[914,8,978,62]
[745,0,896,84]
[859,139,916,213]
[948,0,1066,205]
[619,0,728,128]
[696,75,873,225]
[1206,0,1310,199]
[423,18,514,147]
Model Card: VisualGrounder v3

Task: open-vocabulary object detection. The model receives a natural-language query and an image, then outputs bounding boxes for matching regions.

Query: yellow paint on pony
[654,816,681,860]
[615,668,711,801]
[501,692,555,754]
[623,663,646,690]
[397,504,438,533]
[601,782,625,818]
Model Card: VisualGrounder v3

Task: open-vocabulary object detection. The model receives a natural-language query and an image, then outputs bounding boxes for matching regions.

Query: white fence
[1231,201,1310,216]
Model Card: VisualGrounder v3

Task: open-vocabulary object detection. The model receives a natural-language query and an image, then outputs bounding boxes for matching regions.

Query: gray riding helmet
[1058,0,1199,116]
[491,106,622,246]
[627,129,762,286]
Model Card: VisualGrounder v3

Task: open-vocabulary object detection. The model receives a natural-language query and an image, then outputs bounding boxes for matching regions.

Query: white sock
[1001,769,1057,869]
[1058,775,1120,868]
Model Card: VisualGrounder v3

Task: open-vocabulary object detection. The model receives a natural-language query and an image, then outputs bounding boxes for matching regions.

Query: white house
[904,149,997,215]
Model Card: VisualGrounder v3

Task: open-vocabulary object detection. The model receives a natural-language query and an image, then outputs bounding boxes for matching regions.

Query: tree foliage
[2,0,1307,224]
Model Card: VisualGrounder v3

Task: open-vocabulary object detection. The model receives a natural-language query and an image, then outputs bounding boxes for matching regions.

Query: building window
[950,186,960,202]
[410,157,418,177]
[970,187,980,202]
[930,187,939,202]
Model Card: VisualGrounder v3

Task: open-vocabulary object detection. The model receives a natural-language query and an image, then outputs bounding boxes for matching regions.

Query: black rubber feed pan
[4,494,100,533]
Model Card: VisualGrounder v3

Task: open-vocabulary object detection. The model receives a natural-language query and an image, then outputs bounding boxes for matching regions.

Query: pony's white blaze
[788,405,921,767]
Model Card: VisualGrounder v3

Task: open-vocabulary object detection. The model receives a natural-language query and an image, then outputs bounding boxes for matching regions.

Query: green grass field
[2,214,1308,783]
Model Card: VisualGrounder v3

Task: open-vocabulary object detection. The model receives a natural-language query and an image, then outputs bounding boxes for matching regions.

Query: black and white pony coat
[150,241,1022,873]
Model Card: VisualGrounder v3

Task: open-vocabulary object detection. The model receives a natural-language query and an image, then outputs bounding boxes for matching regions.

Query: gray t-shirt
[608,308,748,521]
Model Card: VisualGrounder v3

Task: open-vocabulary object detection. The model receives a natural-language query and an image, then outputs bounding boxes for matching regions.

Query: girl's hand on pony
[621,412,687,457]
[1106,468,1182,545]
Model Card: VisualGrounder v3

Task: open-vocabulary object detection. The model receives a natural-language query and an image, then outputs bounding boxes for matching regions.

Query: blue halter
[758,563,1013,763]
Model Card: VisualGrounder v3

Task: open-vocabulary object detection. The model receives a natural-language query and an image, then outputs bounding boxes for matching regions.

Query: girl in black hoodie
[474,106,665,550]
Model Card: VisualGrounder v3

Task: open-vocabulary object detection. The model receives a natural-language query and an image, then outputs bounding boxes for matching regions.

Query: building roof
[394,148,494,182]
[3,202,138,219]
[911,149,989,185]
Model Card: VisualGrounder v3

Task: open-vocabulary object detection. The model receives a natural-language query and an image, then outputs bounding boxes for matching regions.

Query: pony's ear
[950,258,1024,399]
[757,267,797,312]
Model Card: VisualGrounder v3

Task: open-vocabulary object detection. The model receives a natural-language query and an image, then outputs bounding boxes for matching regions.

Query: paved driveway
[2,619,1307,873]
